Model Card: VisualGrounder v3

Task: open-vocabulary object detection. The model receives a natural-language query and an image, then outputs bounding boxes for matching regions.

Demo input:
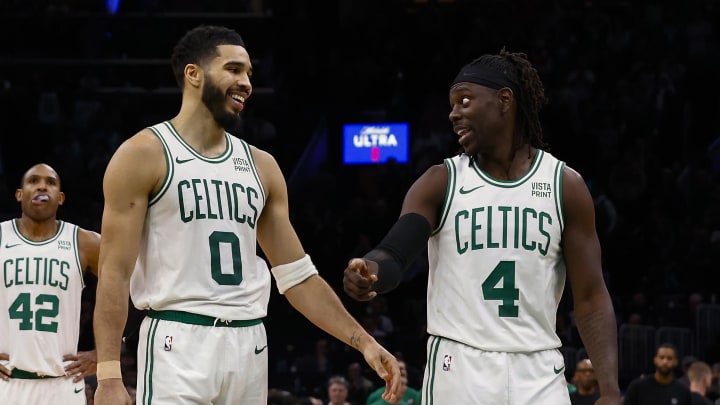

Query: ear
[15,189,21,202]
[184,63,203,89]
[498,87,514,113]
[58,191,65,206]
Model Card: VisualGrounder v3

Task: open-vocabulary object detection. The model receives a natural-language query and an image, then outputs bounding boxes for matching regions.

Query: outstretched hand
[64,350,98,382]
[343,258,379,301]
[362,342,401,404]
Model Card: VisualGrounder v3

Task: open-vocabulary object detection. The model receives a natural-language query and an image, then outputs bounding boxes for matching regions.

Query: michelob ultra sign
[342,122,409,164]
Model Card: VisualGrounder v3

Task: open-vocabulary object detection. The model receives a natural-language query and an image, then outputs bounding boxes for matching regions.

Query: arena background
[1,0,719,403]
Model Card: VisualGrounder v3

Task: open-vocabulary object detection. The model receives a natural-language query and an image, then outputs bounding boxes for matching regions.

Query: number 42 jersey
[0,219,84,376]
[427,150,567,352]
[130,121,270,321]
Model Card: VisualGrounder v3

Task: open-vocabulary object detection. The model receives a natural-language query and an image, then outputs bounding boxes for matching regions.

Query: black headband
[451,64,520,96]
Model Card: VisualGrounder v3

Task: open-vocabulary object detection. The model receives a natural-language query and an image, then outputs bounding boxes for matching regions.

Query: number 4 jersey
[427,150,566,352]
[130,121,270,320]
[0,219,84,376]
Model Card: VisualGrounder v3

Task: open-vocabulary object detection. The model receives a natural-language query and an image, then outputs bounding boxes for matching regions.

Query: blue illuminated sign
[342,122,409,165]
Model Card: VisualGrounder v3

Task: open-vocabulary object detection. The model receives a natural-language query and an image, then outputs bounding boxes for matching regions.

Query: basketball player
[92,25,400,405]
[343,49,621,404]
[0,163,101,404]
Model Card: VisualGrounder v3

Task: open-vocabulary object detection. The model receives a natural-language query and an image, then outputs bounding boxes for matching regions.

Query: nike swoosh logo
[175,157,195,164]
[553,365,565,374]
[74,387,84,393]
[254,344,268,355]
[458,185,484,194]
[4,243,21,248]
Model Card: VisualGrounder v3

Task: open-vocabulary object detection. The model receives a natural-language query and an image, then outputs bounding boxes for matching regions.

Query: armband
[271,254,319,294]
[365,213,431,294]
[96,360,122,380]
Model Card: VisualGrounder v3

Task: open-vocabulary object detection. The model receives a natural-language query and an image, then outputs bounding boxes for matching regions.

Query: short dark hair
[657,342,678,357]
[170,25,246,88]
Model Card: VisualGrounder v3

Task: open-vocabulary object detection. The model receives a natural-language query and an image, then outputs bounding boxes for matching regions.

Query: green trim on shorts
[11,368,61,379]
[147,310,262,327]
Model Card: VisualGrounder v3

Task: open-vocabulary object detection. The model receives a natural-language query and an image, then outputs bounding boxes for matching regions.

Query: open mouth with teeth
[456,128,471,145]
[229,94,245,112]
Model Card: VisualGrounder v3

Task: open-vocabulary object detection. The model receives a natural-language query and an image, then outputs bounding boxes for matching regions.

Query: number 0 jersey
[0,219,84,376]
[130,121,270,320]
[427,150,566,352]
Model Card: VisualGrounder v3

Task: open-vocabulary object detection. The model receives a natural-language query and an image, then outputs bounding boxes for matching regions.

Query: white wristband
[271,254,319,294]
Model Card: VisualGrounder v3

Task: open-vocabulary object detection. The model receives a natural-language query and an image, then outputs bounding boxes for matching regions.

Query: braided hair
[465,48,549,150]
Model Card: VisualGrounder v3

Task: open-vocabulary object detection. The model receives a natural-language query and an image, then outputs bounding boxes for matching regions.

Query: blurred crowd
[1,0,720,403]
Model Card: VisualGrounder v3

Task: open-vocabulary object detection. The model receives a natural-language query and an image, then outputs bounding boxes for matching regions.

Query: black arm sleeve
[363,213,432,294]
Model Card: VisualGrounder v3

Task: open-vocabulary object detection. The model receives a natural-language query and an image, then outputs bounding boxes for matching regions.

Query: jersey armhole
[431,158,456,236]
[554,161,566,232]
[147,124,174,206]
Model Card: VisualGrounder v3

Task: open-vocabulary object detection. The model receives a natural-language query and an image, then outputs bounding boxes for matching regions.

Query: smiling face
[197,44,253,131]
[16,164,64,222]
[448,82,514,156]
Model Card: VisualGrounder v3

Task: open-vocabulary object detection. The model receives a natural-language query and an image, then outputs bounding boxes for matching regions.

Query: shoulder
[104,127,166,188]
[247,144,278,169]
[76,227,101,247]
[117,127,165,158]
[561,164,587,188]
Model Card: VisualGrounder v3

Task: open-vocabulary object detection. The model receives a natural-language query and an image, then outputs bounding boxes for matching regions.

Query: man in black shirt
[570,359,600,405]
[623,343,692,405]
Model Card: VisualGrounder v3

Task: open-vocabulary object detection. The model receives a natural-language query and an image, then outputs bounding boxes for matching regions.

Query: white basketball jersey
[427,150,566,351]
[130,121,270,320]
[0,219,84,376]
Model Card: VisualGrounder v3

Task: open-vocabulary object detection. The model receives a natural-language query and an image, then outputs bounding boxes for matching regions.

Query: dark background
[1,0,719,402]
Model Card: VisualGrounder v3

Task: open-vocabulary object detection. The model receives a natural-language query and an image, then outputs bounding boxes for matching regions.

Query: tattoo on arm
[350,331,361,348]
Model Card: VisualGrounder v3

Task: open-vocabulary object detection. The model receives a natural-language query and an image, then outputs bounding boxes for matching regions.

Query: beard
[201,76,242,132]
[656,366,674,377]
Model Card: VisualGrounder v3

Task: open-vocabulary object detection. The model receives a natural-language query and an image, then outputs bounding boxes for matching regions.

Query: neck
[16,217,59,241]
[173,97,227,154]
[654,371,674,384]
[476,143,535,181]
[689,381,707,395]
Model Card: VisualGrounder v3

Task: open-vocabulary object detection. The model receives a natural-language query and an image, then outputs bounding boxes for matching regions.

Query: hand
[95,378,132,405]
[64,350,98,382]
[0,353,9,381]
[343,258,379,301]
[361,342,401,404]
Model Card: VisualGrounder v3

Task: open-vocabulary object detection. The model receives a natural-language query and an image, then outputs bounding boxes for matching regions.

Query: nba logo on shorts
[442,355,452,371]
[164,336,173,351]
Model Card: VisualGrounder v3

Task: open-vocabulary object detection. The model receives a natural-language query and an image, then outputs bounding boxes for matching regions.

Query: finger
[342,280,375,301]
[73,369,87,383]
[0,353,9,361]
[63,354,79,361]
[348,258,379,284]
[382,354,401,402]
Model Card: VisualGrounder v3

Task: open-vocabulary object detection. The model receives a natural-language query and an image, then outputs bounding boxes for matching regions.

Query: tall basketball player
[0,163,101,404]
[92,25,400,405]
[343,49,621,405]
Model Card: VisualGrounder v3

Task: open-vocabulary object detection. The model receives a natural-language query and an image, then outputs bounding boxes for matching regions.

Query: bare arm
[61,228,102,381]
[398,162,449,224]
[93,130,163,401]
[78,228,101,277]
[253,147,401,401]
[562,166,620,401]
[344,163,448,300]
